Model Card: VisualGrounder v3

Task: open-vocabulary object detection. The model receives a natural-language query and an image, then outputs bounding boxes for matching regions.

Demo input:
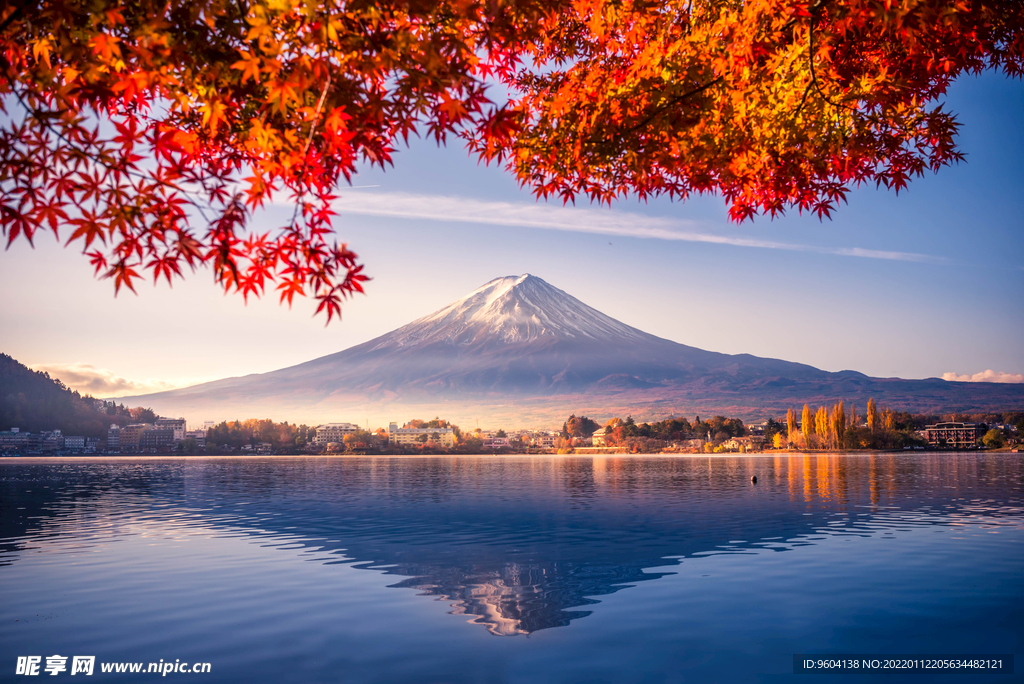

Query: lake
[1,453,1021,683]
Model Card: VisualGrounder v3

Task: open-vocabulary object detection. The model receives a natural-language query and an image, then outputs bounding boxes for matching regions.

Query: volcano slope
[120,275,1024,425]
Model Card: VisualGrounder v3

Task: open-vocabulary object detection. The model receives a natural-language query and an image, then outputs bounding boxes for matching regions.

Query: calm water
[1,454,1021,683]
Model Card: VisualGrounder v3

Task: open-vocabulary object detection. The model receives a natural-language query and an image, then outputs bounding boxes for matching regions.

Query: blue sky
[1,71,1022,399]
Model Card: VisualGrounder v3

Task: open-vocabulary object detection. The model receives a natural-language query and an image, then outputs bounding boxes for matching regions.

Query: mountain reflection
[2,454,1022,636]
[375,556,673,636]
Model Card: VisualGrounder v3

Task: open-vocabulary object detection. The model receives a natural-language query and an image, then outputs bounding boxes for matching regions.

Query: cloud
[941,369,1024,384]
[335,191,948,264]
[31,363,206,397]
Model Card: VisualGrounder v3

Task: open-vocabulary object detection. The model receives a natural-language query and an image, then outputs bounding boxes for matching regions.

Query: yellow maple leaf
[232,51,262,84]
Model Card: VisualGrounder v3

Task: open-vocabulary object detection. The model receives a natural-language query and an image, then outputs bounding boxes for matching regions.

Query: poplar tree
[831,402,846,449]
[867,398,879,433]
[802,404,813,448]
[815,406,829,449]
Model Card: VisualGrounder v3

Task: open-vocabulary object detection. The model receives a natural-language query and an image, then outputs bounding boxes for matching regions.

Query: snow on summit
[116,273,1024,427]
[373,274,650,350]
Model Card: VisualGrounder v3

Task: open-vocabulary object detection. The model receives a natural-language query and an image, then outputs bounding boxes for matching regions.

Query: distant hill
[0,354,143,437]
[119,275,1024,427]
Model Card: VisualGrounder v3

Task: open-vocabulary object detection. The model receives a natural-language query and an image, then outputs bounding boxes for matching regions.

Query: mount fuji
[122,275,1024,426]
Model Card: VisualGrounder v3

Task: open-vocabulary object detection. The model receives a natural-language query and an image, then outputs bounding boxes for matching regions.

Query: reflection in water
[1,454,1022,638]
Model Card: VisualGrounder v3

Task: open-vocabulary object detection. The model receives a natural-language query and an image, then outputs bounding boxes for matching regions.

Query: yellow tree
[831,402,846,449]
[866,398,879,433]
[802,404,813,448]
[815,406,829,449]
[786,408,797,446]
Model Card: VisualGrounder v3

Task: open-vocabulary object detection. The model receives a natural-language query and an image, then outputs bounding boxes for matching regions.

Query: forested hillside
[1,354,148,437]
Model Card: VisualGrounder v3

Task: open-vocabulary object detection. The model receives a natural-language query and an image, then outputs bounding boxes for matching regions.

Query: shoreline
[1,449,1018,463]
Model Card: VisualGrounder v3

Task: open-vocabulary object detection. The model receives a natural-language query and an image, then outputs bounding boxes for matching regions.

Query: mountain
[0,353,142,437]
[119,275,1024,426]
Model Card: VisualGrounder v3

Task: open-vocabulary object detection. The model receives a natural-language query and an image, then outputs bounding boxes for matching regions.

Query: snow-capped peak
[372,274,651,350]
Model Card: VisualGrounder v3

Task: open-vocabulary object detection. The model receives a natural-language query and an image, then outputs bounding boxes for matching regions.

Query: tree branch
[625,76,723,134]
[0,1,29,37]
[806,6,858,115]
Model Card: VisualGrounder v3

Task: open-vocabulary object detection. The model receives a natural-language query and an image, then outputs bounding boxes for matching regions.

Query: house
[388,422,456,447]
[184,429,207,448]
[923,422,981,449]
[736,436,766,452]
[118,424,149,452]
[106,424,120,451]
[534,434,558,448]
[314,423,359,445]
[0,429,29,453]
[155,417,187,442]
[139,427,175,451]
[747,422,767,436]
[591,427,609,447]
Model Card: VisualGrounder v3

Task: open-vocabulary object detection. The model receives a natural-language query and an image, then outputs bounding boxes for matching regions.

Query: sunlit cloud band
[942,369,1024,384]
[32,362,214,398]
[335,191,947,264]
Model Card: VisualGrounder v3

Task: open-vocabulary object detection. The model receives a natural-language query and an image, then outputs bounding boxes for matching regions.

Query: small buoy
[751,475,758,484]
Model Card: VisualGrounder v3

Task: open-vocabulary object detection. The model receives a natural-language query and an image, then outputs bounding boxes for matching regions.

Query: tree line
[187,406,1024,455]
[196,419,315,453]
[559,414,747,453]
[766,402,1024,450]
[1,353,156,438]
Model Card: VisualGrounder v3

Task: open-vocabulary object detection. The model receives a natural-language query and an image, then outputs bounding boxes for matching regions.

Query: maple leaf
[438,93,468,121]
[232,51,263,85]
[1,0,1020,323]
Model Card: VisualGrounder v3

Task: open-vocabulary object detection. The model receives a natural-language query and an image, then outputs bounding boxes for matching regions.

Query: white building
[185,429,207,448]
[531,433,558,448]
[107,424,120,451]
[314,423,359,445]
[388,422,456,447]
[155,417,187,442]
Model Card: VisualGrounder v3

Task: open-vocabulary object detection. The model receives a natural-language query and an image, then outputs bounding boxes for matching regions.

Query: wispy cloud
[336,191,947,264]
[32,362,211,397]
[942,369,1024,384]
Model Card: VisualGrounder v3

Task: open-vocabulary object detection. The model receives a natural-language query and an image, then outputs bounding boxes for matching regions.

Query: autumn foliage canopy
[2,0,1021,319]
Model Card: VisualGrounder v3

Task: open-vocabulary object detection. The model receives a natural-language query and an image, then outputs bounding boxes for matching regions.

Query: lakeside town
[2,408,1020,456]
[4,351,1015,456]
